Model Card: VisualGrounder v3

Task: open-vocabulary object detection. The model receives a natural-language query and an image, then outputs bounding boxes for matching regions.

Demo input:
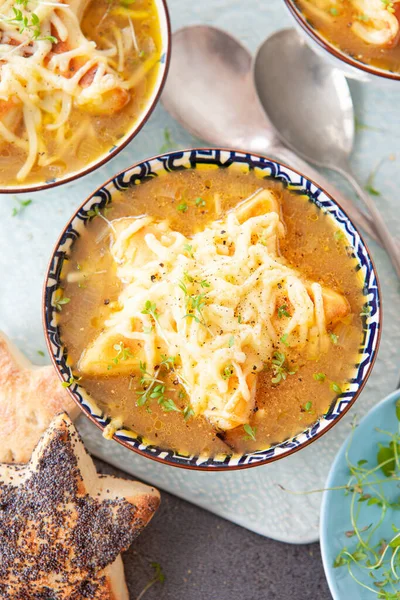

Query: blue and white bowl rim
[43,148,381,471]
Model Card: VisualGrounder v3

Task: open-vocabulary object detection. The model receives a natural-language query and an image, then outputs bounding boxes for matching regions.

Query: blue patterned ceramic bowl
[43,149,381,470]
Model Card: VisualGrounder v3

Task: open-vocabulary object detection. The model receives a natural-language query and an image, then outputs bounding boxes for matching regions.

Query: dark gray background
[96,459,331,600]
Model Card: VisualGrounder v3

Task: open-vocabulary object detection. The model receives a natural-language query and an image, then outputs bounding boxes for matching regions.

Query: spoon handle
[270,145,379,244]
[334,165,400,280]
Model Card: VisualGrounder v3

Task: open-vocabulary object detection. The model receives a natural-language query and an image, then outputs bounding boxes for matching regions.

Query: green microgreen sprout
[243,423,257,441]
[334,230,345,243]
[271,352,298,385]
[183,404,195,421]
[277,304,291,319]
[136,355,181,413]
[361,304,372,318]
[330,381,343,395]
[54,291,70,312]
[330,332,339,345]
[222,365,234,380]
[179,279,209,328]
[141,300,159,321]
[61,374,81,388]
[195,196,206,208]
[4,3,57,44]
[177,202,188,213]
[183,243,194,258]
[11,198,32,216]
[159,127,177,153]
[280,333,289,347]
[313,372,326,382]
[135,561,165,600]
[107,341,134,370]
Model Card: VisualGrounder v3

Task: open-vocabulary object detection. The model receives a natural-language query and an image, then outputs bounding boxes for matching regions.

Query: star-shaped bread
[0,413,160,599]
[0,331,80,463]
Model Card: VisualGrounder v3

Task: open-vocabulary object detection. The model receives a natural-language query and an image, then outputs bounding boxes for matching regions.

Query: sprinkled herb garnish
[365,160,385,197]
[280,333,289,347]
[237,315,242,324]
[271,352,297,384]
[178,279,208,328]
[183,404,195,421]
[313,372,326,382]
[330,332,339,345]
[195,197,206,208]
[11,198,32,216]
[136,355,181,413]
[141,300,159,321]
[136,561,165,600]
[61,375,81,388]
[159,127,177,153]
[4,3,57,44]
[330,381,343,395]
[360,304,372,318]
[37,350,45,357]
[329,6,338,15]
[107,341,134,369]
[303,401,313,413]
[277,304,291,319]
[243,423,257,441]
[177,202,188,213]
[334,230,345,242]
[54,292,70,312]
[183,244,194,258]
[228,335,235,348]
[222,365,234,380]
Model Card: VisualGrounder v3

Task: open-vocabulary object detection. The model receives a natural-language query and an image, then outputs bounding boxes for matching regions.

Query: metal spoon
[161,25,378,243]
[254,28,400,278]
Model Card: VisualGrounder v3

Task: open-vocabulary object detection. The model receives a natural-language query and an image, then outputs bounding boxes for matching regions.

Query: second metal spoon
[254,28,400,277]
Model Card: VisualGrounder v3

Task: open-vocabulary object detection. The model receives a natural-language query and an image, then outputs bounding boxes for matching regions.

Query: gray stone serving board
[1,0,400,544]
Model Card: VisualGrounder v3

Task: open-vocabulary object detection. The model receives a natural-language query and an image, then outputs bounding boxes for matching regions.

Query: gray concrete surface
[96,459,331,600]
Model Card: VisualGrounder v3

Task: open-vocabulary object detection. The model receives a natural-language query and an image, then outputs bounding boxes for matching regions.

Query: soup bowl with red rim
[283,0,400,84]
[0,0,171,194]
[43,148,382,470]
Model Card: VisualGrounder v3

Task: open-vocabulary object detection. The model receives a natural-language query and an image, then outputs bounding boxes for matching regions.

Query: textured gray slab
[95,458,330,600]
[0,0,400,546]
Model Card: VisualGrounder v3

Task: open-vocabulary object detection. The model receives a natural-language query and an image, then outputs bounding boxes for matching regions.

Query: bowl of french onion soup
[43,149,381,470]
[0,0,170,192]
[284,0,400,83]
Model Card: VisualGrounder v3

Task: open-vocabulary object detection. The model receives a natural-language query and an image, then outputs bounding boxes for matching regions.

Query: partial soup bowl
[0,0,171,194]
[43,149,382,470]
[283,0,400,84]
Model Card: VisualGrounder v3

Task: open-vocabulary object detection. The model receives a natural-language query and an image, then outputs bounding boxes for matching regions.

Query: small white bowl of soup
[0,0,170,192]
[284,0,400,83]
[44,149,381,470]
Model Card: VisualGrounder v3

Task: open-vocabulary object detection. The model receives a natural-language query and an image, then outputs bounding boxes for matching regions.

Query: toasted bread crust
[0,332,80,463]
[0,414,160,598]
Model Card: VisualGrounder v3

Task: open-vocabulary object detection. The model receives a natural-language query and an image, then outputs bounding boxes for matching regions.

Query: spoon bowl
[254,29,354,170]
[162,25,274,152]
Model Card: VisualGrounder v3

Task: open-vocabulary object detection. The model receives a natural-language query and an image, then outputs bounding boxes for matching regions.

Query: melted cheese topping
[0,0,158,181]
[79,190,339,431]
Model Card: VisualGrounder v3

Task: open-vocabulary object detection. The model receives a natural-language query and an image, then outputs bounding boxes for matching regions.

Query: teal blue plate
[321,389,400,599]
